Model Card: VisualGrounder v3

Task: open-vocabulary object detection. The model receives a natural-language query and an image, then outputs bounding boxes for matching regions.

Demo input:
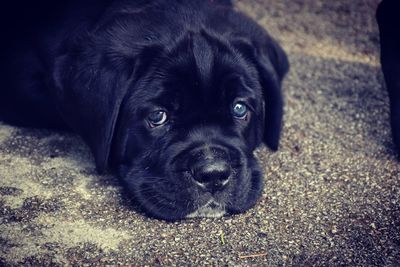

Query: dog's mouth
[123,143,263,220]
[127,162,263,220]
[128,168,234,220]
[186,199,226,218]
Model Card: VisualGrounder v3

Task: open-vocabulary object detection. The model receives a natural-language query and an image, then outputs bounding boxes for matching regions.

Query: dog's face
[52,5,288,220]
[112,33,265,219]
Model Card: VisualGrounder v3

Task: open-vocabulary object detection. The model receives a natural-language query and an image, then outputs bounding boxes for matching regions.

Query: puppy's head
[53,13,288,220]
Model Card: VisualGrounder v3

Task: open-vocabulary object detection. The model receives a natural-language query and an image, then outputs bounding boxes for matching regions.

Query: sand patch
[0,157,53,208]
[36,216,132,251]
[1,216,132,263]
[0,124,15,144]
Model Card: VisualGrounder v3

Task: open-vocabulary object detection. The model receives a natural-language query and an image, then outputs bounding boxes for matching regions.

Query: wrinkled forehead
[150,32,262,108]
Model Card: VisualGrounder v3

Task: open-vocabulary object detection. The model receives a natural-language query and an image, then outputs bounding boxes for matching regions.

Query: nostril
[192,162,231,191]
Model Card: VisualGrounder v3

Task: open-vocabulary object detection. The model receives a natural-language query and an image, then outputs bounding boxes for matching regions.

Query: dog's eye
[147,110,168,127]
[232,102,248,119]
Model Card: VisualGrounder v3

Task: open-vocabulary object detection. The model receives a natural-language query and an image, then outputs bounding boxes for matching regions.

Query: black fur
[377,0,400,153]
[0,0,289,220]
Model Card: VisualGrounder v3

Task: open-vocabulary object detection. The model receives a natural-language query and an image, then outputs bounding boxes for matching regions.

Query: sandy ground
[1,0,399,266]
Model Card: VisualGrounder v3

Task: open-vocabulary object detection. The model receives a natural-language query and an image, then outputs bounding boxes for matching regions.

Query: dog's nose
[192,162,231,192]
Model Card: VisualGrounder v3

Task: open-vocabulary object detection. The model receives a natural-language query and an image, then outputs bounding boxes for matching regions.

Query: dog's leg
[377,0,400,153]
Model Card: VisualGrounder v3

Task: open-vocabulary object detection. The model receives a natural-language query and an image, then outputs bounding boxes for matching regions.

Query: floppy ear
[52,41,161,173]
[256,38,289,150]
[233,36,289,150]
[52,50,133,173]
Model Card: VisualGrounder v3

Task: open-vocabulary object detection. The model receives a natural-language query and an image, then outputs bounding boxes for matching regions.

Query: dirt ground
[1,0,399,266]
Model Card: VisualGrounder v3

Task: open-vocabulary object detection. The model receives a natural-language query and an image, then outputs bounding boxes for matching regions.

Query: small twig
[219,231,225,245]
[239,253,267,259]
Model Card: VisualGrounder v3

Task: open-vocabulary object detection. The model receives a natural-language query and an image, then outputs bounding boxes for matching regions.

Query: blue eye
[232,102,248,119]
[147,110,168,127]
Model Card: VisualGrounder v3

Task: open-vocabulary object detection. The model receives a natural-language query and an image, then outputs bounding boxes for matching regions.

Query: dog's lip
[186,198,226,218]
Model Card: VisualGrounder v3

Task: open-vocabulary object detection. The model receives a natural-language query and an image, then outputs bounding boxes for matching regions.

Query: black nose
[192,162,231,192]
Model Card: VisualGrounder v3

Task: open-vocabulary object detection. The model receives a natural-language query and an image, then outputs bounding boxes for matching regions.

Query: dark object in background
[0,0,289,220]
[377,0,400,153]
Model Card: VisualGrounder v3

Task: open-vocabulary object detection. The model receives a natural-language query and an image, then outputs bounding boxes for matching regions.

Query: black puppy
[0,0,289,220]
[377,0,400,153]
